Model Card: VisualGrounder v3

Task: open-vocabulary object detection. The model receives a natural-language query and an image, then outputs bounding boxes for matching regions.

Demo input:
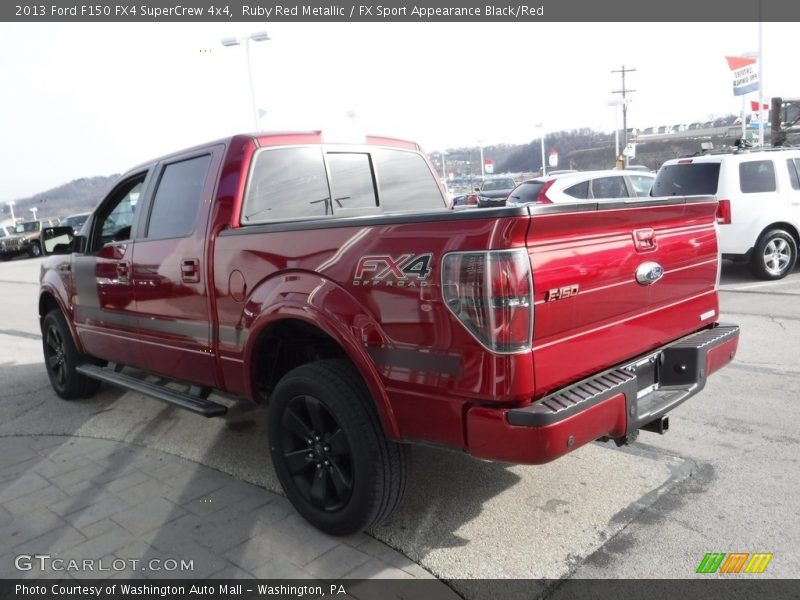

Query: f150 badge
[635,261,665,285]
[353,253,433,287]
[545,285,579,301]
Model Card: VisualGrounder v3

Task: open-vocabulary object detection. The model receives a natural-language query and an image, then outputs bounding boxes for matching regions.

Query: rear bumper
[465,324,740,464]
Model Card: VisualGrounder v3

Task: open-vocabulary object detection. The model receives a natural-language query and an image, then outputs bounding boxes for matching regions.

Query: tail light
[535,180,555,204]
[442,249,533,353]
[716,199,731,224]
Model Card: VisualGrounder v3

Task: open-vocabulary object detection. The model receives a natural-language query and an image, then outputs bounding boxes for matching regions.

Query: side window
[786,159,800,191]
[629,175,655,197]
[146,155,211,239]
[326,153,377,210]
[243,147,330,223]
[373,149,444,211]
[591,176,628,199]
[92,176,145,250]
[739,160,776,193]
[564,181,589,199]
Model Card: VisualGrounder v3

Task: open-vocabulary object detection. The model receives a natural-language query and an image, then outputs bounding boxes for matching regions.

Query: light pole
[30,207,38,221]
[477,139,485,179]
[221,31,271,131]
[608,98,624,165]
[7,201,15,224]
[757,0,764,147]
[534,123,546,177]
[346,110,358,130]
[612,65,636,167]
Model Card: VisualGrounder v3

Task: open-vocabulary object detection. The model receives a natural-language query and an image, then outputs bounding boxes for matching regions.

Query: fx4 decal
[353,254,433,287]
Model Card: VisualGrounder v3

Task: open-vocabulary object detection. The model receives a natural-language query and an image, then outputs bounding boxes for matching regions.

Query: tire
[42,309,101,400]
[268,359,408,535]
[28,241,41,258]
[749,229,798,280]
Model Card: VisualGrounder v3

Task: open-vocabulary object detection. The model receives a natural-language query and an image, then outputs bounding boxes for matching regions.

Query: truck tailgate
[526,196,720,394]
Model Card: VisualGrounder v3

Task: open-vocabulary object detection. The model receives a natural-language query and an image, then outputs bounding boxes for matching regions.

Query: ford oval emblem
[635,262,664,285]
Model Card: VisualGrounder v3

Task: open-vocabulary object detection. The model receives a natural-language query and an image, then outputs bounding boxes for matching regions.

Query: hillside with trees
[3,175,118,222]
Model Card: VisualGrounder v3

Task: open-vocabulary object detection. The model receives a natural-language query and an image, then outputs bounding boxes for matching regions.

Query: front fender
[39,257,84,353]
[240,272,400,439]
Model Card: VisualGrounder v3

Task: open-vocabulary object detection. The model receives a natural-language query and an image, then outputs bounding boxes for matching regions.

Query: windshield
[15,221,40,234]
[64,214,89,228]
[651,163,720,196]
[482,178,515,191]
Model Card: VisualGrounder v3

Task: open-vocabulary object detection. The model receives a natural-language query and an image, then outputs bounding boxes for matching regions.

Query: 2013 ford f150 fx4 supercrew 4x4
[39,132,739,534]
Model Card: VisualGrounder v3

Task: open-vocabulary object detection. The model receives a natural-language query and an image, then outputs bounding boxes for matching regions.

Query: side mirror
[42,227,74,255]
[474,186,480,192]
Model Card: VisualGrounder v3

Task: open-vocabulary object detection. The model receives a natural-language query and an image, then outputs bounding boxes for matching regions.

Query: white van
[653,148,800,280]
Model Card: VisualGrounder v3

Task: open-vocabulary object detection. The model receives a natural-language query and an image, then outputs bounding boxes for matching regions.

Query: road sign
[623,143,636,158]
[548,149,558,167]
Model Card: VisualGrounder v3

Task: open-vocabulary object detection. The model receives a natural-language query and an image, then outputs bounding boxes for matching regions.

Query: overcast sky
[0,21,796,202]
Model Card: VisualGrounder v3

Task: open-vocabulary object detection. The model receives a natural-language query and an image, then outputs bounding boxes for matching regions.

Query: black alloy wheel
[280,394,354,512]
[268,359,408,535]
[44,323,68,389]
[41,310,101,400]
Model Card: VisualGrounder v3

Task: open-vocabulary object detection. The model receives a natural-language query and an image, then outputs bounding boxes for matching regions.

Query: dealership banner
[725,56,759,96]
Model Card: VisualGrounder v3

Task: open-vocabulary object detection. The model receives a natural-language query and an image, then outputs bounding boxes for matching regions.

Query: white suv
[506,170,655,205]
[653,148,800,280]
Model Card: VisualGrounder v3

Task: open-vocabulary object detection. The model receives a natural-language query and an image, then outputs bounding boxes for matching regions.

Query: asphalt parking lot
[0,256,798,595]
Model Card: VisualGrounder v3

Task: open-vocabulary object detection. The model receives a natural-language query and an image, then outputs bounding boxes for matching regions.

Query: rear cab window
[327,153,377,211]
[242,145,444,224]
[651,163,720,196]
[373,149,444,212]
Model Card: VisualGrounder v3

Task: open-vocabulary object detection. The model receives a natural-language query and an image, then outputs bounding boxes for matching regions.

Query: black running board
[76,364,228,417]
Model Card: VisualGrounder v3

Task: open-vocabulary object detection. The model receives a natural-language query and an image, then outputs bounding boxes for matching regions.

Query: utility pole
[612,65,636,166]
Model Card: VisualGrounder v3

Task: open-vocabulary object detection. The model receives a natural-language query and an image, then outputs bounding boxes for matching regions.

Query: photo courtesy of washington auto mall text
[14,583,348,598]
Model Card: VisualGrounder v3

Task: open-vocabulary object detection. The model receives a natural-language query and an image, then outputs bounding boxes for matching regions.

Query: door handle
[116,260,130,281]
[632,228,657,252]
[181,258,201,283]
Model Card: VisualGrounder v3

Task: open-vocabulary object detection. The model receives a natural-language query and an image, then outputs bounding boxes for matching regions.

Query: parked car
[506,170,656,206]
[60,212,91,234]
[0,225,13,239]
[653,147,800,279]
[0,218,60,260]
[470,176,517,208]
[451,194,475,208]
[38,131,738,534]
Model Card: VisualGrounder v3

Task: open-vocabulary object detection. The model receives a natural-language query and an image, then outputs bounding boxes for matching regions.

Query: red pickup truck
[39,132,739,534]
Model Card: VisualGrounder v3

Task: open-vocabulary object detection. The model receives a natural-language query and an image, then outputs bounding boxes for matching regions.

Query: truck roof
[119,131,422,182]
